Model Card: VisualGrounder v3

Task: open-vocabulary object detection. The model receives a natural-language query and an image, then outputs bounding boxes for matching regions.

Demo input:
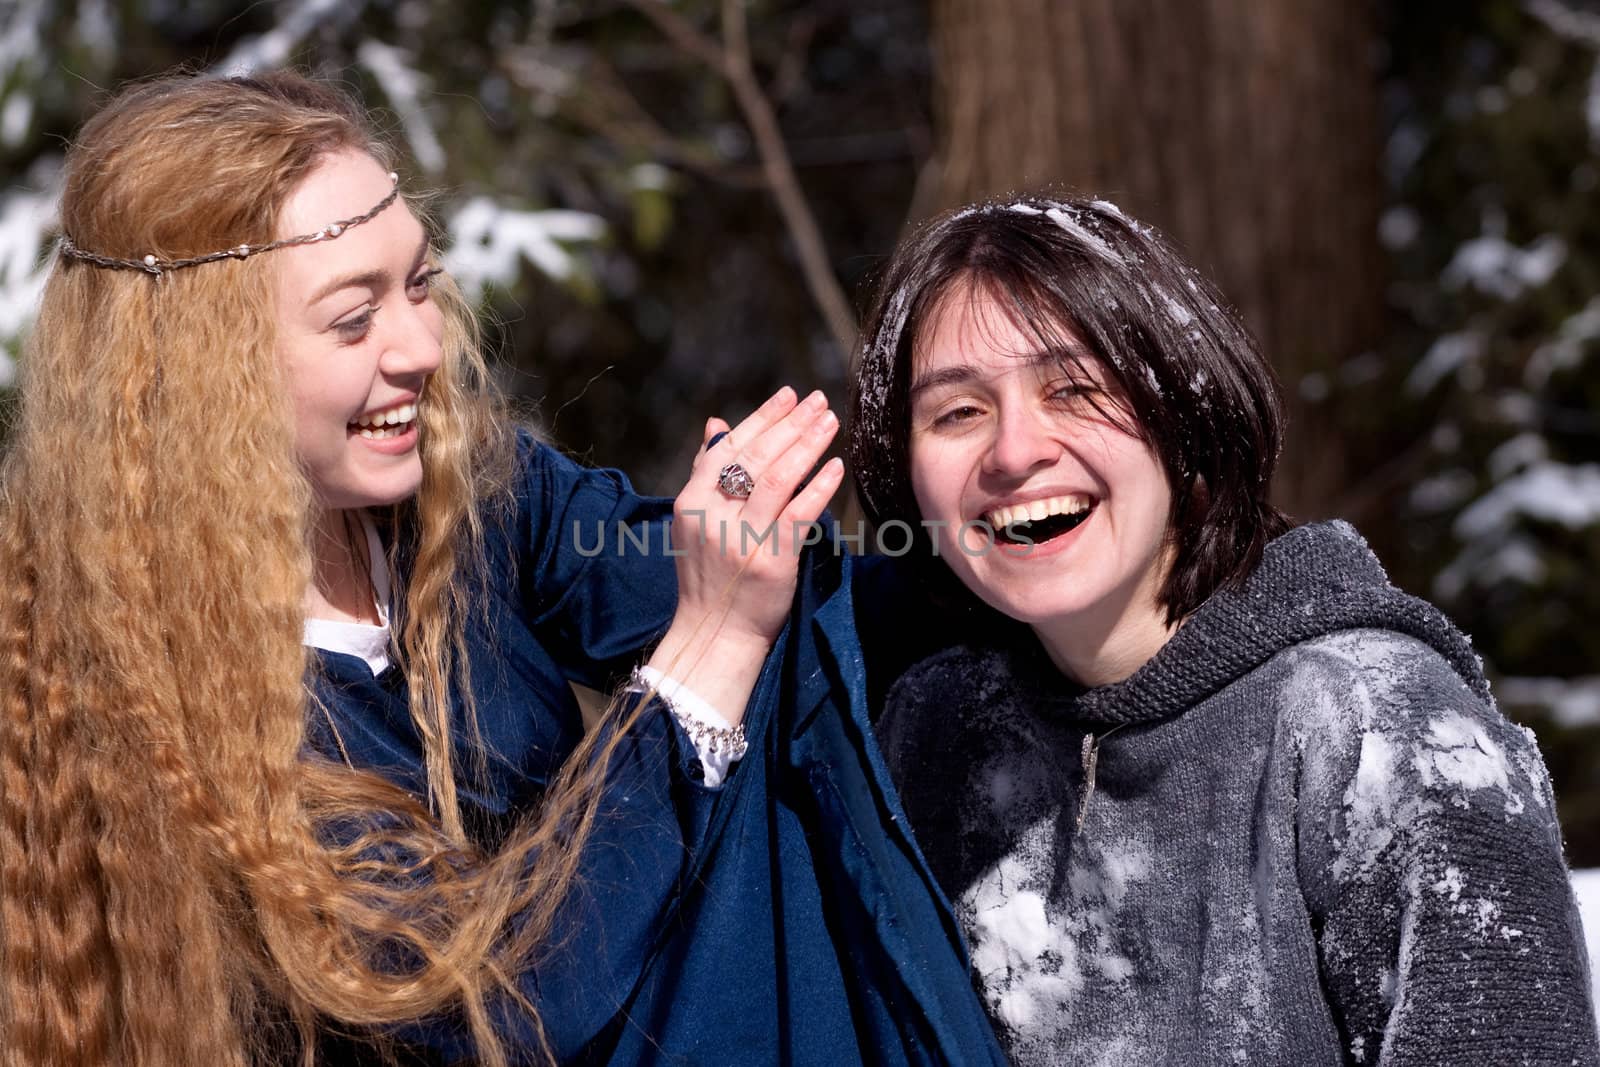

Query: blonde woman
[0,71,856,1065]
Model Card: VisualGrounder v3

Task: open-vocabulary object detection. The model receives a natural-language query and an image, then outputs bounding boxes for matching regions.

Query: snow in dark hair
[846,195,1293,623]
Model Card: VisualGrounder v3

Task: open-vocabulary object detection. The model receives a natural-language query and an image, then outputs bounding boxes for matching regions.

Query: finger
[738,408,838,530]
[681,417,734,504]
[703,417,731,450]
[779,457,845,536]
[695,391,825,507]
[724,389,829,488]
[688,417,735,482]
[713,387,798,460]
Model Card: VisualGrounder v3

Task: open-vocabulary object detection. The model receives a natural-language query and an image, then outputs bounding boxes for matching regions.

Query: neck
[1032,562,1178,689]
[306,508,380,625]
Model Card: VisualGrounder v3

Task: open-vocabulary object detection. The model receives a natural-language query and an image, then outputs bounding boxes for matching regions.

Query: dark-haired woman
[847,196,1598,1064]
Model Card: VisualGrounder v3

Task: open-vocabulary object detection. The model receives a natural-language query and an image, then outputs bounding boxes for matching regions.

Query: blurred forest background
[2,0,1598,861]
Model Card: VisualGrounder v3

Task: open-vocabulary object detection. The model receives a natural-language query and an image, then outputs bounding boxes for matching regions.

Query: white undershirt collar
[301,511,392,675]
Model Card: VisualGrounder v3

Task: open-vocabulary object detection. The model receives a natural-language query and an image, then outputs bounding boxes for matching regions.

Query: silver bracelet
[629,667,749,760]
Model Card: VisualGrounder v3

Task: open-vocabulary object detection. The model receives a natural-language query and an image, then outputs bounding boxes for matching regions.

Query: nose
[983,401,1062,479]
[379,302,443,379]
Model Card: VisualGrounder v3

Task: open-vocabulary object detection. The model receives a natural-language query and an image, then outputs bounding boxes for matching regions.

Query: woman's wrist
[646,613,770,730]
[631,665,748,787]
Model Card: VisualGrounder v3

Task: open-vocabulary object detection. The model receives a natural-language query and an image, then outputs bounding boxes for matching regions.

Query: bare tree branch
[771,11,824,104]
[505,47,767,188]
[626,0,858,362]
[627,0,729,74]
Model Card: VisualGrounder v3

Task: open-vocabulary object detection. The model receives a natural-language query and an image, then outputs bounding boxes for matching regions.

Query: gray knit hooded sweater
[878,521,1598,1066]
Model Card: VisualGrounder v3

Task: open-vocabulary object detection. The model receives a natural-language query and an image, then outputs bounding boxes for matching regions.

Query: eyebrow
[309,234,430,306]
[909,350,1068,400]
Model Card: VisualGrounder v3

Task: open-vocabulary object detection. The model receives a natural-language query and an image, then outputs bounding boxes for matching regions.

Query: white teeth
[352,402,418,430]
[985,494,1093,531]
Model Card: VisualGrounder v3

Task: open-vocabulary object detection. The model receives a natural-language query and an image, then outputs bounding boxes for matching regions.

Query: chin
[987,594,1095,629]
[968,566,1113,625]
[368,477,425,508]
[322,471,425,511]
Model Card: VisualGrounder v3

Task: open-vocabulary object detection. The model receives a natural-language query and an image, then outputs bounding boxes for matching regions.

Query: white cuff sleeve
[634,665,745,788]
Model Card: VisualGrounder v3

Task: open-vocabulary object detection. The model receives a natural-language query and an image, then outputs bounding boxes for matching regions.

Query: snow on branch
[1526,295,1600,387]
[0,165,61,388]
[1455,461,1600,539]
[0,0,46,86]
[1441,232,1566,301]
[1525,0,1600,148]
[1526,0,1600,46]
[1498,676,1600,727]
[215,0,367,76]
[357,41,445,175]
[1434,535,1548,601]
[0,0,46,151]
[443,197,606,301]
[1406,330,1485,395]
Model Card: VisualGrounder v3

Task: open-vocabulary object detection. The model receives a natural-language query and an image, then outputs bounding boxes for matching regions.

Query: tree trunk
[927,0,1383,521]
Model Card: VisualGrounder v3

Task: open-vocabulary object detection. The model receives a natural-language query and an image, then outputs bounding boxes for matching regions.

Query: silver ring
[717,462,756,499]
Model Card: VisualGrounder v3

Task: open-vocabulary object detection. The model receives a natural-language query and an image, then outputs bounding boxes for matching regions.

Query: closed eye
[1046,382,1113,419]
[1049,382,1100,402]
[333,307,378,345]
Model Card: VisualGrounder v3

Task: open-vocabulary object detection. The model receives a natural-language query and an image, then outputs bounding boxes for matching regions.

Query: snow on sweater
[879,520,1599,1066]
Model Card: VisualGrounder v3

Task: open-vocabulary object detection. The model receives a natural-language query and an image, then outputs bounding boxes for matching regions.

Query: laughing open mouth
[986,494,1096,546]
[349,401,417,440]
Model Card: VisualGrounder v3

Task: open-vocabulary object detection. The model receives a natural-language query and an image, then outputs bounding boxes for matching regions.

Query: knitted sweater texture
[879,521,1598,1066]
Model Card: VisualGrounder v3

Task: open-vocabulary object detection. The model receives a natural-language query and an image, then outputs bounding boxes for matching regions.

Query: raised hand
[645,387,844,727]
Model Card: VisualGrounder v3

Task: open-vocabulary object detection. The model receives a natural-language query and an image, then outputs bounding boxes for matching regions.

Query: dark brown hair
[847,195,1293,623]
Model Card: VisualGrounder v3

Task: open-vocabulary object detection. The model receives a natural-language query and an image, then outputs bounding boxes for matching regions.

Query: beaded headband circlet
[57,171,402,278]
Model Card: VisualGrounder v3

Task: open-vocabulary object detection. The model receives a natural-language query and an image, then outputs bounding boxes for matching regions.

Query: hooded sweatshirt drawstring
[1075,724,1126,833]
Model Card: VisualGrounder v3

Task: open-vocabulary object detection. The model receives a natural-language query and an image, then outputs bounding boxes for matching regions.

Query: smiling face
[275,149,443,511]
[908,283,1176,682]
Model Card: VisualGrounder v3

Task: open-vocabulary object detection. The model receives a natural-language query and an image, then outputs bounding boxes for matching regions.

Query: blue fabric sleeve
[512,434,678,689]
[372,697,719,1063]
[597,549,1013,1066]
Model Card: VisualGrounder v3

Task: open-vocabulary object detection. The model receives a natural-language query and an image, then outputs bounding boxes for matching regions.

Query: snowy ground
[1575,870,1600,1017]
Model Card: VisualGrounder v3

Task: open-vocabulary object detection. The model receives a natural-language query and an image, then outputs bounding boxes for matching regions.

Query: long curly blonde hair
[0,72,638,1066]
